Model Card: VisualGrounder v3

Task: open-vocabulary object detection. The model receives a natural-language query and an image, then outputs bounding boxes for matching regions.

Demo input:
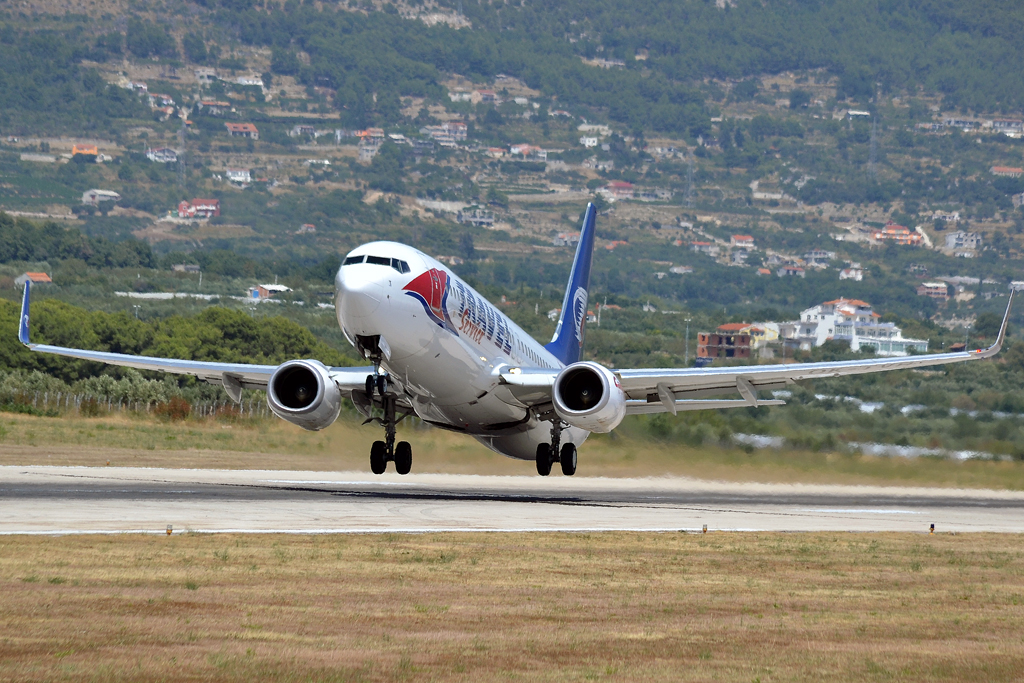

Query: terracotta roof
[22,272,51,283]
[823,298,871,307]
[716,322,750,332]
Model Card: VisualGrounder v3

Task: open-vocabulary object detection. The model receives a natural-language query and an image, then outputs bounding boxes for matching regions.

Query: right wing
[500,293,1013,416]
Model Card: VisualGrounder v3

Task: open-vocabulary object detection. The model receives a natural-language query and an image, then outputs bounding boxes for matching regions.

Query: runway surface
[4,466,1024,534]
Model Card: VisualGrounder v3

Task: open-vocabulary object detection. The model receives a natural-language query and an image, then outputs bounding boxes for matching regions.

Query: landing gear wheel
[559,443,577,476]
[536,443,552,476]
[394,441,412,475]
[370,440,388,474]
[365,375,375,398]
[376,375,388,396]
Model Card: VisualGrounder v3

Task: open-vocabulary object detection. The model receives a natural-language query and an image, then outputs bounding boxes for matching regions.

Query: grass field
[1,532,1023,682]
[3,411,1024,489]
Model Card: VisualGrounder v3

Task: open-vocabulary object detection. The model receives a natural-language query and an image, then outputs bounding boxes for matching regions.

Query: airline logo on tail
[403,268,457,334]
[572,287,588,348]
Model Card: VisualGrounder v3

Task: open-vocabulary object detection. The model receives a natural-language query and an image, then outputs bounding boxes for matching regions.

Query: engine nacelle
[552,361,627,433]
[267,360,342,431]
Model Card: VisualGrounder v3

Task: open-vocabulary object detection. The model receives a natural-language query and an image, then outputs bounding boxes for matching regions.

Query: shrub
[155,396,191,421]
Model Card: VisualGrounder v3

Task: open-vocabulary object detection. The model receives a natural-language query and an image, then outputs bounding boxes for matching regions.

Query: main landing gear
[536,421,576,477]
[365,371,412,475]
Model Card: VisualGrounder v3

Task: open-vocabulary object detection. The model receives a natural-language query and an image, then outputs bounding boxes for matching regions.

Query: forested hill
[11,0,1022,136]
[203,0,1024,129]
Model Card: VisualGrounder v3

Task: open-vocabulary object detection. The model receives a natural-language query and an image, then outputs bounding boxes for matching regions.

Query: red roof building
[873,221,922,246]
[225,122,259,139]
[990,166,1024,178]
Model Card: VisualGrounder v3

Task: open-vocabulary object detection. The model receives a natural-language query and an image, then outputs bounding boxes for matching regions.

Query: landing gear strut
[535,421,576,477]
[366,370,412,475]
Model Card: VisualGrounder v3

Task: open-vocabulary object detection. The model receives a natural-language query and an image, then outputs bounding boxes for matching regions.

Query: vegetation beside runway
[3,411,1024,490]
[1,532,1023,682]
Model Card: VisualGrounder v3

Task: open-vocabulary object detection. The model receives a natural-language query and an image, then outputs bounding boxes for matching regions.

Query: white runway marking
[4,466,1024,534]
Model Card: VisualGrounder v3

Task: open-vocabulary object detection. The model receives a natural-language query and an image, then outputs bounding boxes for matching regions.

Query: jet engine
[551,361,627,433]
[267,360,342,431]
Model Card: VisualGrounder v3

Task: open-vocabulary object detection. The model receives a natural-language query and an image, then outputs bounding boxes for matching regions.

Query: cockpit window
[345,254,411,273]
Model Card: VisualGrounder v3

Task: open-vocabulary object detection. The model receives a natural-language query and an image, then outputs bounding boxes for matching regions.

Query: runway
[3,465,1024,534]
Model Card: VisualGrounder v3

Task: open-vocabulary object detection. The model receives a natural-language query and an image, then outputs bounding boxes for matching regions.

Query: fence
[5,391,276,420]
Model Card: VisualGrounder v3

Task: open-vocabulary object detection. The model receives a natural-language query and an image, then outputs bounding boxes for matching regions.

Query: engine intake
[267,360,342,431]
[552,362,626,433]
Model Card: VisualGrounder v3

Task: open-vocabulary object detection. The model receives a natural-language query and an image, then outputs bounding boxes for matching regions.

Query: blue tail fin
[19,281,31,346]
[545,203,597,366]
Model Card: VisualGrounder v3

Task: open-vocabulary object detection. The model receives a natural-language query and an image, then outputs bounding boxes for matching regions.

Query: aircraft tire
[559,443,577,476]
[535,444,552,476]
[370,440,388,474]
[376,375,388,396]
[394,441,412,475]
[365,375,374,398]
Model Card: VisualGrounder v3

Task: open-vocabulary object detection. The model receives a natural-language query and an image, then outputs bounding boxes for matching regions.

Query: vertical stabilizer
[545,203,597,365]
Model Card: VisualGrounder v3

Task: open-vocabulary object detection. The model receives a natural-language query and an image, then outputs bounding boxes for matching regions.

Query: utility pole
[178,115,187,189]
[868,117,878,179]
[684,316,691,365]
[687,157,694,207]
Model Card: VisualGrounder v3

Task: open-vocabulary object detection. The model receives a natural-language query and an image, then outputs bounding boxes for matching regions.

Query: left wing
[18,282,374,399]
[502,293,1013,416]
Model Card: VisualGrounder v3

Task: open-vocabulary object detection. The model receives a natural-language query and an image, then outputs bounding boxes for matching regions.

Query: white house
[225,169,251,185]
[780,298,927,356]
[82,189,121,206]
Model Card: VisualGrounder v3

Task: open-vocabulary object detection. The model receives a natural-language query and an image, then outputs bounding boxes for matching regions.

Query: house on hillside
[15,272,52,286]
[730,235,755,249]
[839,265,863,281]
[697,323,752,359]
[944,231,982,251]
[990,166,1023,178]
[225,122,259,139]
[804,249,836,266]
[82,189,121,206]
[779,298,927,356]
[248,284,291,300]
[178,198,220,219]
[146,147,178,163]
[777,265,805,278]
[604,181,634,200]
[71,145,98,161]
[225,169,251,185]
[197,100,232,116]
[873,221,922,246]
[691,241,719,256]
[917,282,950,301]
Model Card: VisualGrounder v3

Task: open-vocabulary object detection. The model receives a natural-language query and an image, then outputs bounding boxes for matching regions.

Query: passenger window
[366,256,390,266]
[343,255,365,265]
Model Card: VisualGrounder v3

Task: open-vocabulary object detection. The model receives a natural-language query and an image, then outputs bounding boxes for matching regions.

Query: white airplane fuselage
[335,241,588,459]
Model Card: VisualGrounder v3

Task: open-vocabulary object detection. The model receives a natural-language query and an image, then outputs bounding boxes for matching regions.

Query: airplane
[18,203,1013,476]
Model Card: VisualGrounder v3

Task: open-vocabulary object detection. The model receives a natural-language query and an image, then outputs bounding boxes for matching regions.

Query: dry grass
[3,411,1024,489]
[0,532,1023,681]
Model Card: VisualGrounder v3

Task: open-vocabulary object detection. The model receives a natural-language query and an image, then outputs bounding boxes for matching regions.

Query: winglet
[19,281,31,346]
[976,289,1013,359]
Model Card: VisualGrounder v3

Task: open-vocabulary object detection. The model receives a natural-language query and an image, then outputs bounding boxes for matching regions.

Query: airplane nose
[337,267,383,321]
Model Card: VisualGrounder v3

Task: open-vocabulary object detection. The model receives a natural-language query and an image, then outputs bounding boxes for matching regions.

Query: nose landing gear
[535,421,576,477]
[365,370,412,475]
